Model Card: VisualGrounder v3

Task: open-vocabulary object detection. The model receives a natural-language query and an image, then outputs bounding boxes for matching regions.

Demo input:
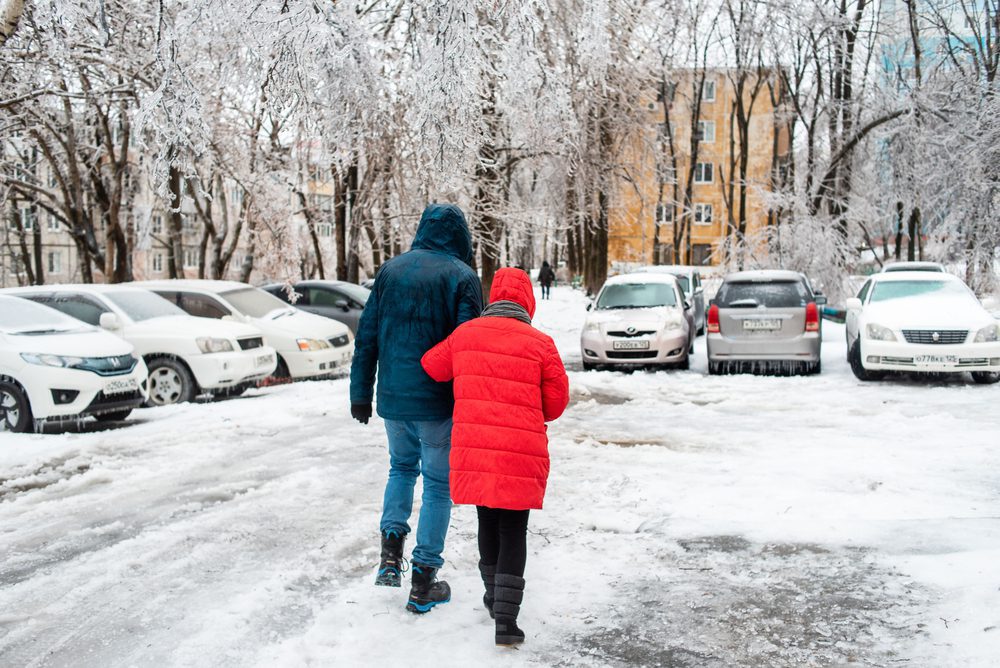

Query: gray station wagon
[706,270,825,375]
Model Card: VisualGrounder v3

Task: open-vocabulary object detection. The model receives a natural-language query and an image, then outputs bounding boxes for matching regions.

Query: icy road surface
[1,286,998,667]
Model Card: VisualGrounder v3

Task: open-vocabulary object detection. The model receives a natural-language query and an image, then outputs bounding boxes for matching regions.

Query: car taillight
[805,302,819,332]
[707,304,720,333]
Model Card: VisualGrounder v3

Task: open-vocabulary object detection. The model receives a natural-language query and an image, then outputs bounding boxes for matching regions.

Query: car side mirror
[99,312,121,330]
[683,300,692,311]
[845,297,862,311]
[586,302,593,311]
[334,299,350,312]
[814,295,828,305]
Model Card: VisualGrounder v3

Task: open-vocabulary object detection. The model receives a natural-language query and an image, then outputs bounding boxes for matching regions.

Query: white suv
[1,285,277,405]
[134,280,354,380]
[1,295,149,431]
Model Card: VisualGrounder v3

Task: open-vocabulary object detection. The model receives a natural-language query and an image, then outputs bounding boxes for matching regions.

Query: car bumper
[282,344,354,378]
[186,346,278,389]
[22,360,149,420]
[581,330,688,366]
[861,340,1000,372]
[707,332,821,362]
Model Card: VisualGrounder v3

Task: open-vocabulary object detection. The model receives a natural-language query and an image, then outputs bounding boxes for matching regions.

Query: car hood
[252,309,350,340]
[127,315,263,339]
[864,296,995,330]
[586,305,685,330]
[2,328,134,357]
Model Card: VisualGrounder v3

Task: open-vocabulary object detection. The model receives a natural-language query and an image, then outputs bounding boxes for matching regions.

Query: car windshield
[335,283,371,305]
[104,290,187,321]
[222,288,291,318]
[870,280,974,303]
[0,297,88,334]
[716,281,809,308]
[596,283,677,309]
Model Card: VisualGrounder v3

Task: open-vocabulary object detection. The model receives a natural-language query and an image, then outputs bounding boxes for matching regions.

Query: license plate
[104,378,138,395]
[256,354,274,367]
[613,340,650,350]
[743,319,781,330]
[916,355,958,364]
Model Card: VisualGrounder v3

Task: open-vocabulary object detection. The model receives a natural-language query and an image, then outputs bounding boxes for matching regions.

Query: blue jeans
[380,418,452,568]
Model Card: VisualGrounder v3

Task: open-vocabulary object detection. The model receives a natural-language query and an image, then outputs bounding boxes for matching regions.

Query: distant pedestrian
[537,260,555,300]
[350,203,484,614]
[421,268,570,646]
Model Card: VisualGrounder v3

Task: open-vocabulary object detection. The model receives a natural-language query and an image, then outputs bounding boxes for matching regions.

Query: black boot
[406,562,451,614]
[494,574,526,646]
[374,529,406,587]
[479,561,496,618]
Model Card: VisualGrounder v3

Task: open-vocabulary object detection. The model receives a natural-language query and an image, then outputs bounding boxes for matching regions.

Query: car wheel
[697,324,705,336]
[809,359,822,375]
[95,409,134,422]
[582,361,596,372]
[146,357,197,406]
[971,371,1000,385]
[677,354,690,371]
[0,380,33,433]
[708,361,721,376]
[849,341,883,382]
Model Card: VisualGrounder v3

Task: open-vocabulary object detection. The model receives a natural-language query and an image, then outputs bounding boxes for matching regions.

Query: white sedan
[845,271,1000,383]
[0,295,149,431]
[1,285,277,405]
[133,280,354,380]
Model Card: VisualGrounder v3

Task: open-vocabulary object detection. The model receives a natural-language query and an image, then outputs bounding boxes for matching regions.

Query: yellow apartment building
[609,68,790,267]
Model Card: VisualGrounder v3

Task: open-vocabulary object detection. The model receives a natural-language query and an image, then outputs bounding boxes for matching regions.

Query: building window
[697,120,715,143]
[181,213,194,231]
[47,213,61,232]
[183,248,198,268]
[694,162,714,184]
[48,169,59,188]
[47,251,62,274]
[153,253,164,273]
[317,222,333,238]
[19,208,36,231]
[655,204,673,225]
[692,244,713,266]
[656,243,675,265]
[151,214,163,234]
[694,203,713,225]
[702,79,716,102]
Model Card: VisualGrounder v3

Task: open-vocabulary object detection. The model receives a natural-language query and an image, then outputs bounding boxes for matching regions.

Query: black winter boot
[374,529,406,587]
[406,562,451,614]
[494,574,526,646]
[479,561,497,618]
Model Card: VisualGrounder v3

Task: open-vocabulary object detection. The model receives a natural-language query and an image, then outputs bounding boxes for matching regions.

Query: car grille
[957,358,990,367]
[606,350,658,359]
[329,335,351,348]
[901,329,968,344]
[606,330,657,338]
[85,390,144,413]
[238,337,264,350]
[75,355,137,376]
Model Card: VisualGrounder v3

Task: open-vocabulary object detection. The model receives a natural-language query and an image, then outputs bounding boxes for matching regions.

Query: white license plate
[916,355,958,364]
[743,319,781,331]
[256,354,275,367]
[613,340,650,350]
[104,378,138,395]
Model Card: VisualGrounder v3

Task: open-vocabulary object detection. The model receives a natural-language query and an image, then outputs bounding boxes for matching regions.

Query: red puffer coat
[421,268,570,510]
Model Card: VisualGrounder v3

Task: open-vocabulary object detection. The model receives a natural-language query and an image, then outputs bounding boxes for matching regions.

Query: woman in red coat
[421,267,569,646]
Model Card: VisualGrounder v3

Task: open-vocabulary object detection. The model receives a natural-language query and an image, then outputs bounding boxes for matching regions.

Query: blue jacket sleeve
[349,280,380,404]
[456,271,484,326]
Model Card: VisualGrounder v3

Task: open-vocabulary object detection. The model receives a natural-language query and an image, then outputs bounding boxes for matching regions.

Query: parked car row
[0,279,361,432]
[581,265,1000,384]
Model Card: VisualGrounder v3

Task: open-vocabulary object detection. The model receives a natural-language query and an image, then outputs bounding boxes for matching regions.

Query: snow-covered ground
[1,286,999,667]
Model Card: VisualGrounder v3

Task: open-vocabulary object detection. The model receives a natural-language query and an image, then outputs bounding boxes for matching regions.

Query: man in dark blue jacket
[350,203,483,614]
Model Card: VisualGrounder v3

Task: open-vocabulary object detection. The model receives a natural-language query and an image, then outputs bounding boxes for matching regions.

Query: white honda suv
[1,285,277,404]
[1,295,148,431]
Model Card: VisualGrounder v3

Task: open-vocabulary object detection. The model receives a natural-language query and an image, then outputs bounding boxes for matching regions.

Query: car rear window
[596,283,678,309]
[716,281,809,308]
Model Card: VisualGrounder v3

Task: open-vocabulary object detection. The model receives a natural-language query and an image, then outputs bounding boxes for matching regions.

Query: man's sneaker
[406,562,451,613]
[374,529,406,587]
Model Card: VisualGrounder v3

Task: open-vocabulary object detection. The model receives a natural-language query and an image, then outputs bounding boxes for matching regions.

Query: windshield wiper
[10,328,78,335]
[271,309,296,319]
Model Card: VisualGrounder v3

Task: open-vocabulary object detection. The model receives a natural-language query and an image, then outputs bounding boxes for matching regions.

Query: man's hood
[411,204,473,264]
[489,268,536,319]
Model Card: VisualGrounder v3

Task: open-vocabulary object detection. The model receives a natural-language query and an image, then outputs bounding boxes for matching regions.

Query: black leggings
[476,506,530,577]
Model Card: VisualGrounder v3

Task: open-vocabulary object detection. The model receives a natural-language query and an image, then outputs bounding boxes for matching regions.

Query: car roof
[604,272,680,286]
[636,265,699,275]
[722,269,804,283]
[871,271,960,283]
[880,261,944,272]
[132,279,253,294]
[1,283,157,296]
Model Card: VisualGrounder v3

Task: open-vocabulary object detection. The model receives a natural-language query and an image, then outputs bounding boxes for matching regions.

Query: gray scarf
[482,300,532,324]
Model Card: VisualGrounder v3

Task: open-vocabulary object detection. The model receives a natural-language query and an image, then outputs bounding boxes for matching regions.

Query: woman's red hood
[489,268,536,318]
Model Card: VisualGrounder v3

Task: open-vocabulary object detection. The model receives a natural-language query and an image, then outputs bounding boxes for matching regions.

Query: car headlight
[974,324,1000,343]
[297,338,331,351]
[584,321,601,333]
[196,337,234,353]
[865,323,897,341]
[20,353,85,368]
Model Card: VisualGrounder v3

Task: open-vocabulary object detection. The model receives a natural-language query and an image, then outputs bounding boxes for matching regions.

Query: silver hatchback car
[706,270,825,375]
[581,273,695,370]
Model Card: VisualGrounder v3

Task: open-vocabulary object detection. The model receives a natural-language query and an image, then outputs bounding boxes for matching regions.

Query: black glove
[351,402,372,425]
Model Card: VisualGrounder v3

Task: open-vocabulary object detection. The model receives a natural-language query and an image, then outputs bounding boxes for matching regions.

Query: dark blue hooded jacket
[350,204,484,421]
